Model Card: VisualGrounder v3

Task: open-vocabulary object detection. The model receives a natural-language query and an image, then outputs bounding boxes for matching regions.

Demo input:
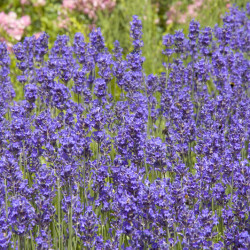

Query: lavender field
[0,3,250,250]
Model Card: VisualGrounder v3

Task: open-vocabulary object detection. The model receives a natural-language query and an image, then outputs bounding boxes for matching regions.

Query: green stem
[57,177,62,249]
[230,170,234,204]
[68,188,73,250]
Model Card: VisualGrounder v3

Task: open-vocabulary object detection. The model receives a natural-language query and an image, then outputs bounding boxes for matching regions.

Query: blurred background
[0,0,247,76]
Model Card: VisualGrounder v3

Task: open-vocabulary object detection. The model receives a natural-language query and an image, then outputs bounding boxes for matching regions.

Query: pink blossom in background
[63,0,116,20]
[21,0,29,5]
[166,0,204,25]
[20,15,31,27]
[166,1,181,25]
[33,0,46,7]
[0,11,31,41]
[58,15,71,29]
[34,32,43,39]
[63,0,77,10]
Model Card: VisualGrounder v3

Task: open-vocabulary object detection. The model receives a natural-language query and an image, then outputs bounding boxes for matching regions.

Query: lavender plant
[0,4,250,250]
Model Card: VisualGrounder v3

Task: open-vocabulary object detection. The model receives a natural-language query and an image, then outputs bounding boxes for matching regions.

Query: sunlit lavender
[0,4,249,249]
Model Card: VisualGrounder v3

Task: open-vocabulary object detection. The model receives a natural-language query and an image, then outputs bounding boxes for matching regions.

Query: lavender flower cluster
[0,4,250,250]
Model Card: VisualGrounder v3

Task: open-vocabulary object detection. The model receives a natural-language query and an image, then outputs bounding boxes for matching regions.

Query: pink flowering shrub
[63,0,116,19]
[0,12,31,41]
